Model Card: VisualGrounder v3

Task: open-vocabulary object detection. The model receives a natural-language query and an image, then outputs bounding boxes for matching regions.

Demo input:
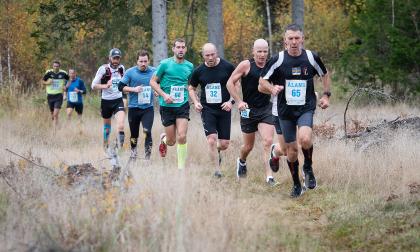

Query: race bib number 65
[285,79,307,105]
[170,86,185,104]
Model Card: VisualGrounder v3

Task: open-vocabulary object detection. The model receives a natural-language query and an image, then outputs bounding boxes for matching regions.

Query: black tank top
[241,59,270,108]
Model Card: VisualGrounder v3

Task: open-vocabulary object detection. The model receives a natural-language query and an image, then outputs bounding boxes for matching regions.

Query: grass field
[0,95,419,251]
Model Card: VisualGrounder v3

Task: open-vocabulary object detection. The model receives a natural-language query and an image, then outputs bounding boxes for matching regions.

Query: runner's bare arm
[150,75,173,103]
[188,85,203,112]
[319,72,331,109]
[226,60,249,103]
[258,77,284,95]
[187,85,199,105]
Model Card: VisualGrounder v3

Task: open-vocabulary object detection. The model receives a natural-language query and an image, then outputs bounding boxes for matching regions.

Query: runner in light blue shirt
[65,68,86,120]
[118,50,156,159]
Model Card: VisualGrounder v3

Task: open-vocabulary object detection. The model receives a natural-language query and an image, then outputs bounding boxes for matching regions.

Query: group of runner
[42,24,331,198]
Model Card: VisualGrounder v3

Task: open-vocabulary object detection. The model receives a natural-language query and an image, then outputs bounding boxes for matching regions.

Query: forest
[0,0,418,99]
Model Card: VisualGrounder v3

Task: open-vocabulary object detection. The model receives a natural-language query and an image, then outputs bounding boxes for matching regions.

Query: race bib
[138,86,152,104]
[69,91,78,103]
[170,86,185,104]
[51,79,61,90]
[111,78,120,92]
[240,109,250,119]
[285,79,307,105]
[205,83,222,103]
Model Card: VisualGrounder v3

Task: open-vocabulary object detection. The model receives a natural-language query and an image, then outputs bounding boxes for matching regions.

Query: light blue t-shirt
[120,66,156,109]
[67,77,86,104]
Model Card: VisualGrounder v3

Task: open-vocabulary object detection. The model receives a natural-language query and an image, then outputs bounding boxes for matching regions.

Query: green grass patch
[325,199,420,251]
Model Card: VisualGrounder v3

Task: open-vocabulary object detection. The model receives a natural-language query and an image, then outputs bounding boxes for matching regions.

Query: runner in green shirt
[150,38,194,169]
[42,60,69,128]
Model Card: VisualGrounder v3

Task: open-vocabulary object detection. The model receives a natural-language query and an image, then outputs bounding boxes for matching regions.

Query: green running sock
[177,143,187,170]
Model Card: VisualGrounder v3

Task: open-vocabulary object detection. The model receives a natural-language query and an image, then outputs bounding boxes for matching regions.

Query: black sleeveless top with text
[241,59,270,108]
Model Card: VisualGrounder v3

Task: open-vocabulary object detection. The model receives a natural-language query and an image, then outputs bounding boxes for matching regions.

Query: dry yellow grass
[0,97,419,251]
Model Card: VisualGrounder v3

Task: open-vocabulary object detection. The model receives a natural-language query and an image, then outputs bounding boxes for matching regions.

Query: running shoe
[214,170,223,178]
[290,184,304,198]
[159,133,167,157]
[266,177,279,187]
[129,148,138,160]
[236,158,247,178]
[269,144,280,172]
[303,164,317,189]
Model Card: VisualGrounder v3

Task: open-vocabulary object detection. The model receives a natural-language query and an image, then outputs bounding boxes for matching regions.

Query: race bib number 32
[138,86,152,104]
[285,79,307,105]
[205,83,222,103]
[170,86,185,104]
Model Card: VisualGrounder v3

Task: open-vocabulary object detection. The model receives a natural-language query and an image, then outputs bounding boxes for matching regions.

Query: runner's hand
[154,91,159,97]
[237,101,248,111]
[163,93,174,104]
[133,86,143,93]
[271,85,284,96]
[194,102,203,112]
[221,101,232,112]
[74,88,80,93]
[105,80,112,89]
[318,96,329,109]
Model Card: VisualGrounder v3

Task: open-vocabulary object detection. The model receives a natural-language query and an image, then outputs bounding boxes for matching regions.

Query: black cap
[109,48,122,58]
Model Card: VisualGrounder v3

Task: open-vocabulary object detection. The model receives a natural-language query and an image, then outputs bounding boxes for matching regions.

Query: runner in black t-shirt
[189,43,235,178]
[226,39,278,187]
[259,24,331,198]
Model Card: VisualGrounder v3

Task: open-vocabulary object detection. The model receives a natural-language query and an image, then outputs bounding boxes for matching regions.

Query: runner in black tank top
[259,24,332,198]
[227,39,278,187]
[241,59,270,109]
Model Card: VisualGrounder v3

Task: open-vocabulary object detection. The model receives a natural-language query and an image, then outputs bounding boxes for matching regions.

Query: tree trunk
[265,0,273,56]
[207,0,224,58]
[292,0,304,31]
[152,0,168,66]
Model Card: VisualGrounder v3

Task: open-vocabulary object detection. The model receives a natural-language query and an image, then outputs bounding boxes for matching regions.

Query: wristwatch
[230,99,236,105]
[323,91,331,97]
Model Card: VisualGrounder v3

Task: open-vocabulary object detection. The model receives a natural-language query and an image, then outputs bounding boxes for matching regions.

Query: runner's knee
[219,140,229,150]
[299,135,312,149]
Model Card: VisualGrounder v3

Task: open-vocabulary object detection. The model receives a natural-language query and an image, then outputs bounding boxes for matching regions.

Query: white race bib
[285,79,307,105]
[240,109,250,118]
[51,79,61,90]
[138,86,152,104]
[112,78,120,92]
[69,91,78,103]
[205,83,222,103]
[170,86,185,104]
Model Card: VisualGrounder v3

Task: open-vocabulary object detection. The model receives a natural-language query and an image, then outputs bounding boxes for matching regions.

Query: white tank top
[92,64,125,100]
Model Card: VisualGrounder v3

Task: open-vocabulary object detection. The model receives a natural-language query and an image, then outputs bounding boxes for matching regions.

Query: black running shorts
[47,94,63,112]
[67,102,83,114]
[273,115,283,135]
[159,102,190,127]
[279,110,314,143]
[101,98,125,119]
[240,103,274,134]
[201,106,231,140]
